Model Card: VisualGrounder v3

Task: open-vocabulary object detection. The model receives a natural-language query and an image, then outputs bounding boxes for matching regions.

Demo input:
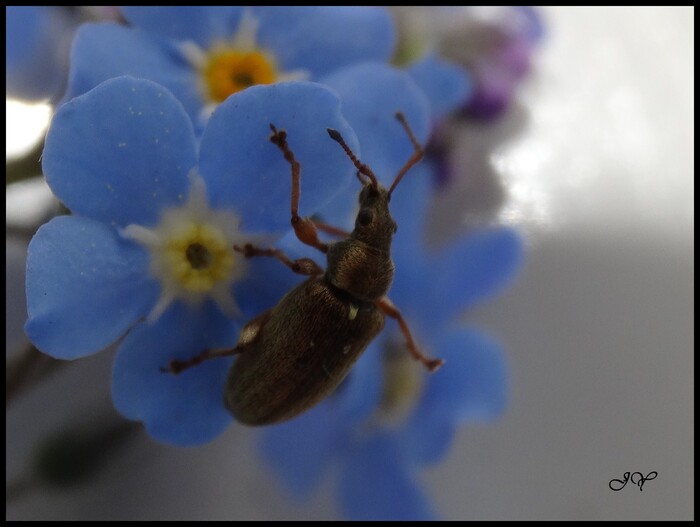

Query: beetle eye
[357,209,373,226]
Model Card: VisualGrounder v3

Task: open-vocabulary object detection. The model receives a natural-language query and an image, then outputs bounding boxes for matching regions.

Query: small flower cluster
[18,6,530,520]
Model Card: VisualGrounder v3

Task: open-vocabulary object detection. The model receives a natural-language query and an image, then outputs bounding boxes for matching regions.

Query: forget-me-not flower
[64,7,396,129]
[24,76,361,445]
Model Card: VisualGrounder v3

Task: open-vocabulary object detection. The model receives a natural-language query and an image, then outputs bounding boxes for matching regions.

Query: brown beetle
[165,113,443,426]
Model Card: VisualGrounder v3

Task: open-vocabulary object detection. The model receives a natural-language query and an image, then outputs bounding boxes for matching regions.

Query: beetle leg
[161,346,244,375]
[269,124,328,254]
[233,243,323,276]
[161,311,271,375]
[376,296,444,372]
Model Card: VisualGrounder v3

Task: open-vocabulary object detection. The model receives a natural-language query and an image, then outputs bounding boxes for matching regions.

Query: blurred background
[6,7,693,520]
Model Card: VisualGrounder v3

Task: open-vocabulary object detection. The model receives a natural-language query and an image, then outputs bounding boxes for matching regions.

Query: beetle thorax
[324,184,397,301]
[325,239,395,302]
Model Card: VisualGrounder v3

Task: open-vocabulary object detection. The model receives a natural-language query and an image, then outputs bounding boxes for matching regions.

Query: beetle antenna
[388,112,424,197]
[327,128,378,189]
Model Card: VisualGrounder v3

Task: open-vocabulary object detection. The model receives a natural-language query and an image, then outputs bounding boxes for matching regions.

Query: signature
[608,471,658,492]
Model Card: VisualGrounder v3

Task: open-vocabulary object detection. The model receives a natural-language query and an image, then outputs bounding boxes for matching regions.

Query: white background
[6,7,694,520]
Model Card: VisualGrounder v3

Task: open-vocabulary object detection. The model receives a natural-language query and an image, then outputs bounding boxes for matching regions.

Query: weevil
[164,112,444,426]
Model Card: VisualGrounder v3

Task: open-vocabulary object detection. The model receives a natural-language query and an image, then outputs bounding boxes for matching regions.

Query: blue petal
[6,6,72,102]
[43,76,197,228]
[333,339,384,424]
[112,300,238,446]
[232,246,306,318]
[401,417,458,468]
[321,62,431,184]
[259,402,341,500]
[317,62,431,226]
[64,23,203,123]
[25,216,157,360]
[402,329,508,464]
[254,7,396,78]
[317,135,436,241]
[426,328,509,422]
[121,7,244,48]
[426,226,525,326]
[408,53,472,122]
[386,160,434,275]
[394,227,525,335]
[339,433,436,520]
[199,82,357,232]
[382,162,435,337]
[312,182,357,232]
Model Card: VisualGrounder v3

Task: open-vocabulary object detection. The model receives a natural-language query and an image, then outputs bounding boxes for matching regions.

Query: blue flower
[24,76,361,445]
[317,60,461,227]
[6,6,76,102]
[313,58,471,226]
[407,52,473,123]
[259,159,524,519]
[64,7,396,130]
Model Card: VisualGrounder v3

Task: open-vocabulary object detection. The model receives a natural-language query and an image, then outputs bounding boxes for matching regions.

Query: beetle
[164,112,443,426]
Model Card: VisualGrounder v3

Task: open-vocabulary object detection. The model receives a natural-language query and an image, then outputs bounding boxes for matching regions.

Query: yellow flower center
[377,340,425,426]
[203,49,277,102]
[121,173,248,321]
[163,223,235,292]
